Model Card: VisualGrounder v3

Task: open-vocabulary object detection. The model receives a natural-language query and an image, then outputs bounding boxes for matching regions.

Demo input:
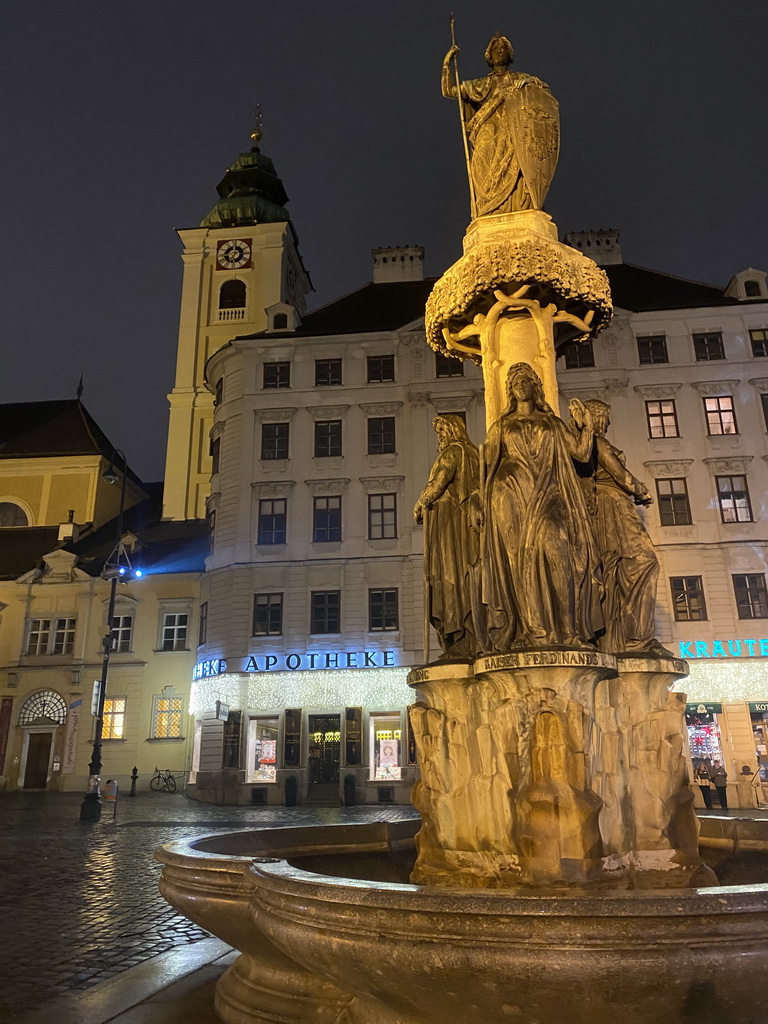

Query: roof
[240,278,438,340]
[604,263,739,312]
[0,528,61,580]
[0,399,127,463]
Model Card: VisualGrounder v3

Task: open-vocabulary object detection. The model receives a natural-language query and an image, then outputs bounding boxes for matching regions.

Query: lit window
[313,496,342,542]
[563,341,594,368]
[716,475,752,523]
[693,332,725,361]
[315,359,342,386]
[253,593,283,636]
[368,493,397,539]
[248,716,279,782]
[263,362,290,389]
[258,498,287,544]
[369,589,399,631]
[656,478,692,526]
[370,713,402,781]
[152,692,183,738]
[367,355,395,382]
[435,352,463,378]
[103,698,126,739]
[314,420,342,457]
[670,577,707,621]
[261,423,289,460]
[750,329,768,358]
[310,591,341,634]
[367,417,396,454]
[161,613,188,651]
[637,335,669,365]
[733,574,768,619]
[110,615,133,653]
[645,400,679,438]
[704,396,737,435]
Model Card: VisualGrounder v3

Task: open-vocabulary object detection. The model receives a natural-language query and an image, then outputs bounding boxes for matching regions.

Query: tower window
[219,279,246,309]
[0,502,28,527]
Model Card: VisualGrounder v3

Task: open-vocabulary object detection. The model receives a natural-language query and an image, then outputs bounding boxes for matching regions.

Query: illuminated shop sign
[193,650,400,680]
[679,639,768,659]
[685,703,723,715]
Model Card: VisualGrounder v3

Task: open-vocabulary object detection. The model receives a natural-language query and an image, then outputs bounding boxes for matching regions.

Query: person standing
[711,761,728,809]
[694,762,713,809]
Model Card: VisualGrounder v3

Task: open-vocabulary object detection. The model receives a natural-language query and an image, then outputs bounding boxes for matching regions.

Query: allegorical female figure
[441,33,559,215]
[480,364,603,650]
[584,400,667,655]
[414,415,481,659]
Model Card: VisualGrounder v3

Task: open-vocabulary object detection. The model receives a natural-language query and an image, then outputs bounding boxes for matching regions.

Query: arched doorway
[18,690,67,789]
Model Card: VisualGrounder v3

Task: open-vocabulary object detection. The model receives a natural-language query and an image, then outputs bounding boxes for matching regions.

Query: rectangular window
[258,498,287,544]
[152,694,183,738]
[210,436,221,475]
[26,619,51,656]
[253,593,283,636]
[207,508,216,553]
[314,420,342,457]
[750,328,768,358]
[263,361,290,389]
[693,332,725,361]
[645,399,679,438]
[435,351,464,378]
[313,496,342,542]
[637,335,669,365]
[261,422,289,460]
[103,697,126,740]
[315,358,342,386]
[52,618,76,655]
[563,341,595,368]
[670,577,708,621]
[369,493,397,539]
[198,602,208,645]
[716,475,753,523]
[369,589,399,631]
[367,355,395,382]
[655,478,692,526]
[733,574,768,619]
[248,716,279,782]
[310,591,341,634]
[370,713,402,781]
[214,377,223,406]
[161,613,188,651]
[367,417,396,454]
[704,395,737,435]
[762,393,768,431]
[110,615,133,654]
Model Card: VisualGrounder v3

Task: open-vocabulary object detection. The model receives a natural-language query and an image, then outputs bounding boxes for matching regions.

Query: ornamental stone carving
[252,481,296,498]
[690,380,739,397]
[642,459,693,477]
[360,402,403,416]
[306,405,350,420]
[432,396,471,413]
[748,378,768,394]
[359,476,404,492]
[255,407,297,422]
[703,456,753,474]
[305,478,351,496]
[634,383,682,400]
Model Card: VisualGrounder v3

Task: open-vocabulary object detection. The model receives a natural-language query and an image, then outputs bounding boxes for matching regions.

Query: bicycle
[150,767,185,792]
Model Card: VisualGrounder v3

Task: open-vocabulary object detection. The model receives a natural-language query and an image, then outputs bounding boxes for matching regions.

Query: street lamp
[80,450,132,822]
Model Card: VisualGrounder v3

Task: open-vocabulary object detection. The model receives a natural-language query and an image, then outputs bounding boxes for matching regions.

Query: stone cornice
[305,405,350,420]
[254,407,298,422]
[633,383,682,400]
[304,478,351,496]
[690,380,739,397]
[360,402,403,416]
[642,459,694,476]
[359,476,405,492]
[702,456,753,474]
[251,481,296,498]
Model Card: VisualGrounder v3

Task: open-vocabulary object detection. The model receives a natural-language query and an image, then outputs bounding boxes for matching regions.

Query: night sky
[1,2,766,482]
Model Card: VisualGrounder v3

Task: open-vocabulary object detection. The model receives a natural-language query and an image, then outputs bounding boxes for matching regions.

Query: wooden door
[23,733,52,789]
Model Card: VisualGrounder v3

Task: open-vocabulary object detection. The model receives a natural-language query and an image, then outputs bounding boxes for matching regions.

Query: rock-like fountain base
[157,820,768,1024]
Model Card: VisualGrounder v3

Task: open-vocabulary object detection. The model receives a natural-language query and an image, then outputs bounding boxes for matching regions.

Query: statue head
[505,363,551,412]
[584,399,611,436]
[433,414,469,447]
[485,32,513,69]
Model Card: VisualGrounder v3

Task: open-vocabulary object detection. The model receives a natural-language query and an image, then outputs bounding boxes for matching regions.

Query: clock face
[216,238,252,270]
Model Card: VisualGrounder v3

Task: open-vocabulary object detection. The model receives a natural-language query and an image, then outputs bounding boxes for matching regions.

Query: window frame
[368,588,399,631]
[368,492,397,540]
[636,335,669,365]
[257,498,287,545]
[161,612,189,652]
[103,697,127,740]
[261,422,289,461]
[252,593,283,637]
[310,590,341,635]
[435,351,464,378]
[367,355,395,383]
[733,574,768,620]
[151,692,184,740]
[314,358,342,387]
[312,495,342,543]
[314,420,342,458]
[670,576,708,622]
[693,332,725,361]
[703,395,738,436]
[367,416,396,455]
[645,399,679,439]
[262,361,291,389]
[716,474,753,524]
[110,614,133,654]
[750,329,768,358]
[655,478,692,526]
[563,341,595,369]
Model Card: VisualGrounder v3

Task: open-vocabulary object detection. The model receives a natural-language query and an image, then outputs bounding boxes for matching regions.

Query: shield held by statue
[505,84,560,210]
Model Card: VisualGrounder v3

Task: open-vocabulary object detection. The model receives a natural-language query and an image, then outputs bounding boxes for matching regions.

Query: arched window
[273,313,288,329]
[18,689,67,726]
[0,502,28,527]
[219,279,246,309]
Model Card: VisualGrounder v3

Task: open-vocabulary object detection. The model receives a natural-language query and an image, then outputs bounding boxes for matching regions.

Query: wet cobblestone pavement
[0,791,419,1020]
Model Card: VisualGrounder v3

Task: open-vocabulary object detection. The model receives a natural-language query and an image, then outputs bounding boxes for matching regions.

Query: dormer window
[273,313,288,329]
[745,280,762,298]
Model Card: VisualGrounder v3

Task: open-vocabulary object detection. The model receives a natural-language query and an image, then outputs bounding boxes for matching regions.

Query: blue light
[118,566,126,576]
[134,568,143,578]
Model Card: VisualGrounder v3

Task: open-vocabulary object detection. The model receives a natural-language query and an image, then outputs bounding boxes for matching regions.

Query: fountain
[157,30,768,1023]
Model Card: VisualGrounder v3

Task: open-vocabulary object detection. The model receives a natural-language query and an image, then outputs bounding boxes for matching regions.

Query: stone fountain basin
[158,820,768,1024]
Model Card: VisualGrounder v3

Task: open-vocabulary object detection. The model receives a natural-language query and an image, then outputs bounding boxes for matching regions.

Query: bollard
[129,766,138,797]
[103,779,119,820]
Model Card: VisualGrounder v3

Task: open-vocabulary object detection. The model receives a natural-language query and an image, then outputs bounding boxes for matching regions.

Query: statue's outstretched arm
[596,437,653,504]
[441,46,460,98]
[565,399,595,462]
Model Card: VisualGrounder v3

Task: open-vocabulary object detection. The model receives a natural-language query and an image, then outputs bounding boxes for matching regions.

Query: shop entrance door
[23,732,52,789]
[308,714,341,785]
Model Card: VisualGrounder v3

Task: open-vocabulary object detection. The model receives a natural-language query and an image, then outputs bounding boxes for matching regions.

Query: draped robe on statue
[481,410,603,650]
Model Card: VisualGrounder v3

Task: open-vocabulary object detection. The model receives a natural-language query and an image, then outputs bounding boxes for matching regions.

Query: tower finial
[250,104,263,148]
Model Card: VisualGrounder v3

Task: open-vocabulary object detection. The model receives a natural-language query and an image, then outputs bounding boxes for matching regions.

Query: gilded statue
[441,32,559,215]
[415,415,481,659]
[583,400,669,656]
[478,364,603,650]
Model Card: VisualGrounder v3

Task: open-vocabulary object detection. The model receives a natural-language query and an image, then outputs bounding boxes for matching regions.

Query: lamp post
[80,451,128,822]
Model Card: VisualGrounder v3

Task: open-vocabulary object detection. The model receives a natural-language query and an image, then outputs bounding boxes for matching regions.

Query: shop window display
[370,713,402,781]
[686,706,724,768]
[752,711,768,781]
[249,716,279,782]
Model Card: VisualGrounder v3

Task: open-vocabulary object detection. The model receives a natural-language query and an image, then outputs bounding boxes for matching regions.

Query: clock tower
[163,125,312,520]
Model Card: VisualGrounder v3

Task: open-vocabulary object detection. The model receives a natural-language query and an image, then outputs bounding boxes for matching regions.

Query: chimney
[372,246,424,284]
[564,229,622,266]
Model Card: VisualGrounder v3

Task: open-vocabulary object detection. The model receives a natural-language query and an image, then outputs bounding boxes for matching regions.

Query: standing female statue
[479,363,603,650]
[441,33,559,215]
[583,400,667,655]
